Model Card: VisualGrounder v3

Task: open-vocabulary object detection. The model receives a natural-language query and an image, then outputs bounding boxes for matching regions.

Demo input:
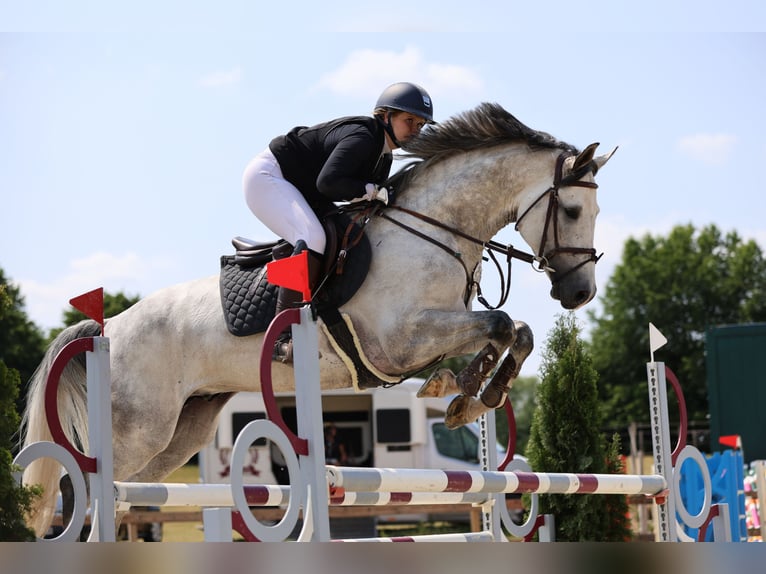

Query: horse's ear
[593,146,618,173]
[573,142,600,171]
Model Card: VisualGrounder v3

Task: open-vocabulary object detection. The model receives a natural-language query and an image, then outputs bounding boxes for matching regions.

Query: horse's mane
[387,102,578,191]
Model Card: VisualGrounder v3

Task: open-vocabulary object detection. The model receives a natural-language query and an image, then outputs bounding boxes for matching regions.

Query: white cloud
[69,251,154,282]
[19,251,174,329]
[199,67,242,88]
[677,133,737,165]
[313,46,483,100]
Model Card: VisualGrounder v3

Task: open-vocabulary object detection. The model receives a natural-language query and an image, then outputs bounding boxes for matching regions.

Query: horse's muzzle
[550,282,596,310]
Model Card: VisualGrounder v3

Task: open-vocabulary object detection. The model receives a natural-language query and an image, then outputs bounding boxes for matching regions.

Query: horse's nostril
[576,289,594,306]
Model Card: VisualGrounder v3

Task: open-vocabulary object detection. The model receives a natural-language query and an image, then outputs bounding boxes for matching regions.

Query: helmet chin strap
[381,114,401,148]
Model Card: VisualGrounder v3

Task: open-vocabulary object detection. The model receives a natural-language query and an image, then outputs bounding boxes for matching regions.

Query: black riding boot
[272,246,323,364]
[272,286,302,363]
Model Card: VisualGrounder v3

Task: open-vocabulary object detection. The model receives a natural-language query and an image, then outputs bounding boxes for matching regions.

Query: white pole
[755,461,766,541]
[478,409,502,540]
[202,508,233,542]
[326,466,666,495]
[292,305,331,541]
[86,337,115,542]
[646,362,676,542]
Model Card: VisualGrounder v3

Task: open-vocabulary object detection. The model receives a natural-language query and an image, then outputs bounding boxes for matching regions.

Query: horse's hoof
[417,369,456,398]
[444,395,471,429]
[480,384,507,409]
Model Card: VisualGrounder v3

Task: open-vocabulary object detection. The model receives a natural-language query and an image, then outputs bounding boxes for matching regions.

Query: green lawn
[158,464,207,542]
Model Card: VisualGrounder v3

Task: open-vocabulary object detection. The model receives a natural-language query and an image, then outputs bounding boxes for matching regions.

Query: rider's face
[388,112,427,147]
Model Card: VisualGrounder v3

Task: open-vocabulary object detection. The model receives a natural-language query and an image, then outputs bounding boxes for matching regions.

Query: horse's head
[515,143,617,309]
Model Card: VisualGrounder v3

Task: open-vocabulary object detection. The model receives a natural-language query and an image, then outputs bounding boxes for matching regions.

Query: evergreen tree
[526,313,631,541]
[506,375,539,455]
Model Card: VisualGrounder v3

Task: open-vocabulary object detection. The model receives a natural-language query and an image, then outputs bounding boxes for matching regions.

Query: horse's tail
[19,319,102,537]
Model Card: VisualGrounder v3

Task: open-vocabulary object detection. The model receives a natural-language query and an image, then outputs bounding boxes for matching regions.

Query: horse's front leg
[373,308,516,375]
[415,310,521,400]
[417,342,500,398]
[444,321,533,429]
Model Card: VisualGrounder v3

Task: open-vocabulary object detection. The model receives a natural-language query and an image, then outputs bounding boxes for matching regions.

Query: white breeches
[242,148,326,254]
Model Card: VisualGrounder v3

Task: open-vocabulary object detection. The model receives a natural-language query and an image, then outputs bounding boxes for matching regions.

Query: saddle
[219,211,402,389]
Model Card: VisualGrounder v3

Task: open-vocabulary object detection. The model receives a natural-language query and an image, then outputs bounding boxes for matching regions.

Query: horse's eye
[564,206,581,220]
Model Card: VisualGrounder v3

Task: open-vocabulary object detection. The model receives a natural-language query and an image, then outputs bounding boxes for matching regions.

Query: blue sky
[2,3,765,377]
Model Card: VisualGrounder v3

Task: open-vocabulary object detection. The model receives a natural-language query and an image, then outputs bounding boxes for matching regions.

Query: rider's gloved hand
[352,183,389,205]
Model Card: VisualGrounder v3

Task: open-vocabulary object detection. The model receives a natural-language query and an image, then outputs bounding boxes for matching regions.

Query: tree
[0,270,46,393]
[0,268,140,438]
[0,271,47,422]
[526,313,631,541]
[587,224,766,428]
[0,285,40,541]
[506,375,539,455]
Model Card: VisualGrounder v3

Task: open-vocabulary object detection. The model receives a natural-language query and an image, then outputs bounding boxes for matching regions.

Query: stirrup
[272,338,294,364]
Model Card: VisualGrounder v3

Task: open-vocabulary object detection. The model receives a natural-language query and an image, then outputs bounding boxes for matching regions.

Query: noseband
[351,151,602,310]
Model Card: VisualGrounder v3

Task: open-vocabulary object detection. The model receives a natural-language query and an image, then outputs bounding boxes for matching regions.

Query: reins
[372,151,603,310]
[376,205,519,309]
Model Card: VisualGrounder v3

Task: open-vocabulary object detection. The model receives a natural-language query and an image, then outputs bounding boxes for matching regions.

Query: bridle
[514,152,603,280]
[371,151,603,310]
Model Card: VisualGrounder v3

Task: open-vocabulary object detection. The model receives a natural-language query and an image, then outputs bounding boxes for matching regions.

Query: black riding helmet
[375,82,434,147]
[376,82,434,123]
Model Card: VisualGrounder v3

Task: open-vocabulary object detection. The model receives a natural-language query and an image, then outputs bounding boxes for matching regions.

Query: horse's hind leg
[59,468,129,541]
[417,343,500,398]
[125,393,234,483]
[444,322,533,429]
[59,474,86,541]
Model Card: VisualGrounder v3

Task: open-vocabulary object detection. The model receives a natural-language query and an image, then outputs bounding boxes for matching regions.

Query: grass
[158,464,207,542]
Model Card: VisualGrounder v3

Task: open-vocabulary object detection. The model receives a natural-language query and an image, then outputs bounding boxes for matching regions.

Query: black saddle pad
[219,259,279,337]
[219,217,372,337]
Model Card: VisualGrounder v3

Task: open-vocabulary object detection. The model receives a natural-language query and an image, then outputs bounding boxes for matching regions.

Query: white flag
[649,323,667,361]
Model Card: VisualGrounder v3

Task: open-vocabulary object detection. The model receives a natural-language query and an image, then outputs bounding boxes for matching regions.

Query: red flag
[718,435,742,450]
[69,287,105,332]
[266,251,312,302]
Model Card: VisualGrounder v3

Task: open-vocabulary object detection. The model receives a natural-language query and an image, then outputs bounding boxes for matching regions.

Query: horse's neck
[401,146,555,242]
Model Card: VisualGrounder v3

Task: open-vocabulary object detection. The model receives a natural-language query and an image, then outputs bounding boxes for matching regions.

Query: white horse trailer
[198,380,507,527]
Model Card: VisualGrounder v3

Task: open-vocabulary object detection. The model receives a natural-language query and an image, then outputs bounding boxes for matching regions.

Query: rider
[242,81,435,363]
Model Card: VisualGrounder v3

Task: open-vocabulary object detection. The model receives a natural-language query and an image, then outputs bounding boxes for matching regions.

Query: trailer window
[432,423,479,463]
[376,408,411,443]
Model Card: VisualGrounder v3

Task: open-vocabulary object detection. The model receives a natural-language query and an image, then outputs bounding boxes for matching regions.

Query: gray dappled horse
[21,103,615,536]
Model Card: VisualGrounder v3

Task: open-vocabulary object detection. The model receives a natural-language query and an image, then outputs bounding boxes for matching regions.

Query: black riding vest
[269,116,392,213]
